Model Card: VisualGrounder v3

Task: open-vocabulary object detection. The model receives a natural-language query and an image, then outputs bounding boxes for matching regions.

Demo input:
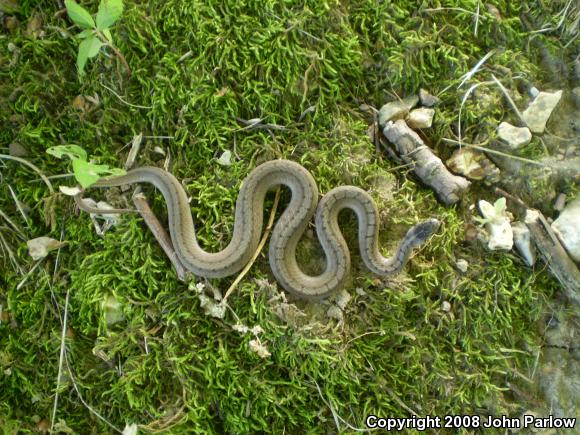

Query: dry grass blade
[443,138,550,167]
[223,186,282,302]
[490,74,527,127]
[0,154,55,194]
[50,288,70,433]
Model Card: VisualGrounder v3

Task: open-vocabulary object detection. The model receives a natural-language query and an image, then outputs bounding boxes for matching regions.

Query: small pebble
[497,122,532,149]
[455,259,469,273]
[522,90,563,134]
[441,301,451,312]
[419,88,440,107]
[407,107,435,129]
[512,222,536,266]
[378,96,419,126]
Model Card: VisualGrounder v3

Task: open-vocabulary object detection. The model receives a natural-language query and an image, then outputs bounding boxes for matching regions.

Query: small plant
[47,145,125,188]
[64,0,130,76]
[475,197,508,225]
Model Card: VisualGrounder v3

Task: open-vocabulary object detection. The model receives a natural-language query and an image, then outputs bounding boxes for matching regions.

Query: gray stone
[378,96,419,127]
[552,196,580,262]
[512,222,535,266]
[529,86,540,98]
[407,107,435,129]
[497,122,532,149]
[419,88,440,107]
[522,90,563,134]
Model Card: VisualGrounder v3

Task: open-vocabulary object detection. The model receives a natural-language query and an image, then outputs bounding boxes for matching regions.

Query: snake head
[407,218,440,247]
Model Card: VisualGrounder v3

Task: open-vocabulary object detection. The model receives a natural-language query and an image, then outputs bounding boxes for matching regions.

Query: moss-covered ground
[0,0,573,433]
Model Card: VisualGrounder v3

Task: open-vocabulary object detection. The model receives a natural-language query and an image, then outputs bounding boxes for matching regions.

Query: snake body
[80,160,439,300]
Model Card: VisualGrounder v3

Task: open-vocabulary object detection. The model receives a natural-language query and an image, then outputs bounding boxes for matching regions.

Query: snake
[75,160,440,300]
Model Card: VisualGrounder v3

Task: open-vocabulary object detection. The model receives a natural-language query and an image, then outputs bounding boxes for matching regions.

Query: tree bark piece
[525,209,580,305]
[382,120,471,204]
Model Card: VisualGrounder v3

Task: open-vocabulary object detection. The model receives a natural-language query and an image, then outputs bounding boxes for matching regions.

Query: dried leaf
[27,237,67,260]
[217,150,232,166]
[249,339,271,358]
[59,185,82,196]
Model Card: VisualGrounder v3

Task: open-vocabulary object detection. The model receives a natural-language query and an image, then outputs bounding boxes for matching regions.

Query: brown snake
[76,160,440,300]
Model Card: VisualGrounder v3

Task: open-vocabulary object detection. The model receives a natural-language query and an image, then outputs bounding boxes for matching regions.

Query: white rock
[378,96,419,126]
[122,424,139,435]
[529,87,540,98]
[512,222,536,266]
[407,107,435,129]
[522,90,563,134]
[478,199,513,250]
[551,197,580,262]
[497,122,532,149]
[455,259,469,273]
[487,219,513,250]
[216,150,232,166]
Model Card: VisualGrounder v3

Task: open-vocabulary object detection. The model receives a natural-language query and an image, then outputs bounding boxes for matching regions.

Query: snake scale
[77,160,440,300]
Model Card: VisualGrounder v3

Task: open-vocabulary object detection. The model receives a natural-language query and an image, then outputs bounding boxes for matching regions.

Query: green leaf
[494,197,506,214]
[77,29,94,39]
[72,160,126,188]
[77,44,89,75]
[86,35,105,57]
[46,145,88,161]
[102,28,113,44]
[72,159,105,188]
[64,0,95,29]
[77,35,104,74]
[47,145,125,187]
[96,0,123,30]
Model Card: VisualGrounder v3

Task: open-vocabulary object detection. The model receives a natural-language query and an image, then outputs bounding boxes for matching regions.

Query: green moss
[0,0,572,432]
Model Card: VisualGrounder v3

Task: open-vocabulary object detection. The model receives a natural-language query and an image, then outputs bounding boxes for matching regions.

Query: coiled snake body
[78,160,439,300]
